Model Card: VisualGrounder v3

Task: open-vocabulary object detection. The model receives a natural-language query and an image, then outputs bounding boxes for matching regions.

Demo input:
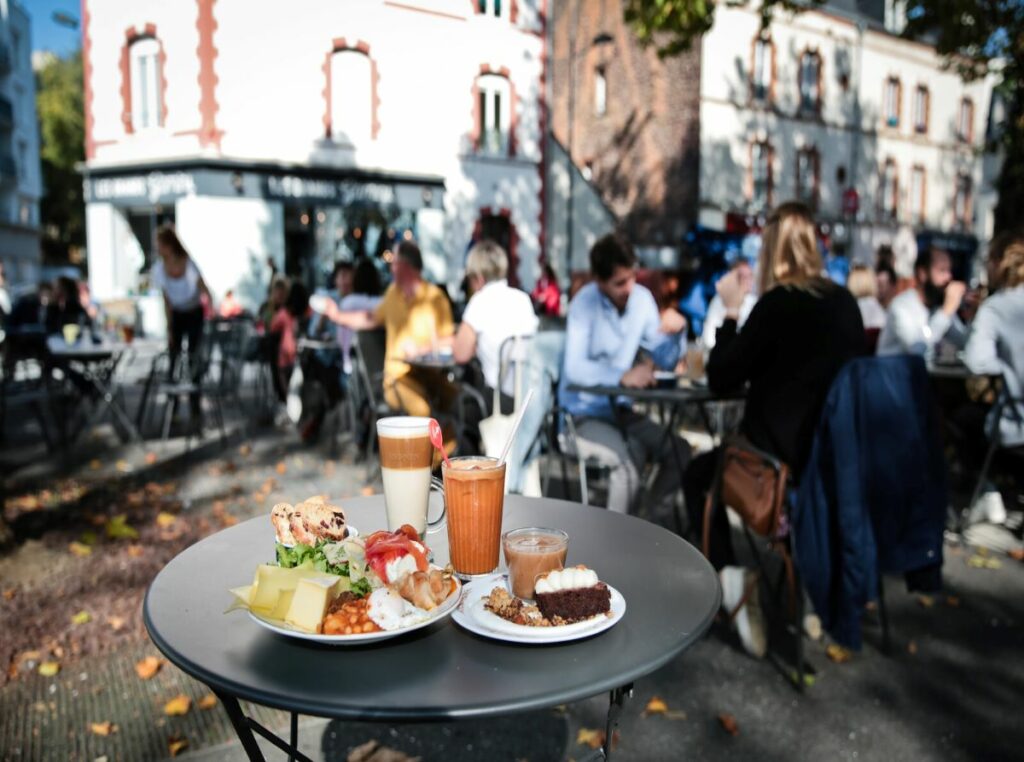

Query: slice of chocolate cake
[533,566,611,624]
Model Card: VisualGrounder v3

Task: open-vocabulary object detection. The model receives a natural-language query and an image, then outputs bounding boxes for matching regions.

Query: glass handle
[426,476,447,534]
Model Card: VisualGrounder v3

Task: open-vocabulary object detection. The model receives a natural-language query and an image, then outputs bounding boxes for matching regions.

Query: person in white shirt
[847,265,887,329]
[702,259,757,349]
[453,240,539,412]
[876,248,967,358]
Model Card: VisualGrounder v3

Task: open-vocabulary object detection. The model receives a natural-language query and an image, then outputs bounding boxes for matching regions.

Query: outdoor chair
[964,378,1024,524]
[352,328,393,461]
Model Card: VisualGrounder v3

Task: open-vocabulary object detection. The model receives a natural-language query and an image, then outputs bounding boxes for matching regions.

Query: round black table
[144,495,719,761]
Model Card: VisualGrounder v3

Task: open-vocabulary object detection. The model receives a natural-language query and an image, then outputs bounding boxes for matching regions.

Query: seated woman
[962,232,1024,522]
[452,240,539,414]
[683,201,864,657]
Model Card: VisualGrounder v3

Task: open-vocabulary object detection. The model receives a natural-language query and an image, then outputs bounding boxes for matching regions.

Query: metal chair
[352,328,393,460]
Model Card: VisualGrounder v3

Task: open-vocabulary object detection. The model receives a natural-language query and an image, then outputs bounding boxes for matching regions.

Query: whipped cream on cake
[534,566,599,594]
[533,565,611,624]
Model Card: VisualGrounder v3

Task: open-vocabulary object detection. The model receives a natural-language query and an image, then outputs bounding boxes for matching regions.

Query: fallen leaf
[135,656,163,680]
[145,452,158,465]
[917,595,935,608]
[718,713,740,736]
[80,530,98,546]
[908,640,918,655]
[238,444,252,456]
[167,735,189,757]
[163,694,191,716]
[127,544,145,558]
[576,727,605,750]
[2,588,15,601]
[219,513,239,527]
[275,461,287,475]
[107,616,126,632]
[68,542,92,557]
[89,459,102,470]
[945,595,961,608]
[38,661,60,677]
[826,644,852,664]
[643,696,669,715]
[155,512,178,528]
[71,611,92,625]
[211,500,226,514]
[197,694,217,710]
[106,515,139,540]
[1009,548,1024,562]
[18,650,42,663]
[90,721,116,736]
[985,557,1002,569]
[115,460,131,473]
[360,486,375,496]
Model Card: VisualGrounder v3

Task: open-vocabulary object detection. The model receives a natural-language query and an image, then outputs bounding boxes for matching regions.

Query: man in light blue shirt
[560,234,690,514]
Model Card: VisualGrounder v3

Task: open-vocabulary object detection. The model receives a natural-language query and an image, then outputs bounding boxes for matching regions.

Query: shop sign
[264,175,397,206]
[86,171,198,204]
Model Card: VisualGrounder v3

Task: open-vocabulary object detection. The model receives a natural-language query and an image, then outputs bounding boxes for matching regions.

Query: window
[798,51,821,113]
[130,37,162,130]
[16,140,26,182]
[958,97,974,143]
[594,67,607,116]
[879,159,898,220]
[329,49,373,145]
[477,0,505,18]
[752,36,774,102]
[477,74,511,155]
[910,165,926,225]
[913,85,929,134]
[954,174,972,228]
[884,77,901,128]
[751,141,772,210]
[796,148,819,209]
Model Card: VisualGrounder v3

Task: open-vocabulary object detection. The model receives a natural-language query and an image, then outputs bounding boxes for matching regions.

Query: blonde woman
[848,264,887,331]
[683,201,865,657]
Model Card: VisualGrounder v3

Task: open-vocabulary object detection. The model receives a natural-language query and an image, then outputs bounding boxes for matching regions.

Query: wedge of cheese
[248,563,324,616]
[284,575,344,633]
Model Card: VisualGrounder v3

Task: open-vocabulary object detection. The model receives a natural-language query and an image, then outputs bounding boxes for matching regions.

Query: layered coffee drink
[443,456,506,578]
[377,417,435,534]
[503,528,569,599]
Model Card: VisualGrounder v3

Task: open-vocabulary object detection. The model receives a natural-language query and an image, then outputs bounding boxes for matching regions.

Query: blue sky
[25,0,82,55]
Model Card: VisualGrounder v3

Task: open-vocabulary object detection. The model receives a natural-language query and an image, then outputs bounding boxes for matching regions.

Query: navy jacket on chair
[794,355,947,648]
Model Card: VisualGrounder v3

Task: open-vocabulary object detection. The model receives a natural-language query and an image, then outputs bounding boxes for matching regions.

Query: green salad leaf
[276,541,361,589]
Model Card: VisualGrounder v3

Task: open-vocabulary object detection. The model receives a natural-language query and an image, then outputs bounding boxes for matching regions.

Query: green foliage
[35,51,85,261]
[624,0,822,58]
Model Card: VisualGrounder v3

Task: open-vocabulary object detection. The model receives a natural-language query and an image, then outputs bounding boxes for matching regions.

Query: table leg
[290,711,299,762]
[214,691,266,762]
[581,683,634,762]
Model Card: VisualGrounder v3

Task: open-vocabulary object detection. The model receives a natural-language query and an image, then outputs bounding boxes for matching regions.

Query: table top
[144,495,719,721]
[568,381,746,405]
[407,353,458,371]
[46,335,121,360]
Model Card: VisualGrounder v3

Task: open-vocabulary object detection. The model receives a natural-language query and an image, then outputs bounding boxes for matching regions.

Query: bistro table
[144,495,720,762]
[568,380,747,530]
[45,335,141,443]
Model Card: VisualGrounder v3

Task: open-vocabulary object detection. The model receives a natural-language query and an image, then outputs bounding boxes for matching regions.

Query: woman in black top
[684,202,865,571]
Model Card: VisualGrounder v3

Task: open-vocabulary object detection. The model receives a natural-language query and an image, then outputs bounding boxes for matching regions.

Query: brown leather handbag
[702,439,790,556]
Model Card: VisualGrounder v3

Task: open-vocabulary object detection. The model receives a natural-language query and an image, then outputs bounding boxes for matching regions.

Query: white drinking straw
[498,388,535,467]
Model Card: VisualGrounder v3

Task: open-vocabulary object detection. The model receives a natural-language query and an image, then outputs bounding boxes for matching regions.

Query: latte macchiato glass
[376,417,445,535]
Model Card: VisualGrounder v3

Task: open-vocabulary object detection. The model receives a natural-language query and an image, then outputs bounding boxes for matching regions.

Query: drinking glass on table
[443,455,506,579]
[376,417,447,536]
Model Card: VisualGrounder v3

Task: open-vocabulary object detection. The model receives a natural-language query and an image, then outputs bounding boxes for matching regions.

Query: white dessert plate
[247,575,461,645]
[451,573,626,644]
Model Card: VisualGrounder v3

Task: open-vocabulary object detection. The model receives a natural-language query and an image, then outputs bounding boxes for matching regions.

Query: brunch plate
[246,576,462,645]
[451,573,626,645]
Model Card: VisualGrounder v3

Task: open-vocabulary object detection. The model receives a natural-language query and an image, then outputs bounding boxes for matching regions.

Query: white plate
[247,575,462,645]
[451,573,626,644]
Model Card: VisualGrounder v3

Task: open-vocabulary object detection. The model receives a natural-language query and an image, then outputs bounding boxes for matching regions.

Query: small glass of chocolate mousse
[502,527,569,600]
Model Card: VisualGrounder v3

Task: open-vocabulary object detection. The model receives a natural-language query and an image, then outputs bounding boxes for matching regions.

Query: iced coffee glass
[443,456,506,579]
[502,527,569,599]
[376,417,446,536]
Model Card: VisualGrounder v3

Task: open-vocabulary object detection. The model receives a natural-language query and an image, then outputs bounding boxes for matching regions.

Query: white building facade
[699,1,999,270]
[0,0,42,287]
[83,0,545,306]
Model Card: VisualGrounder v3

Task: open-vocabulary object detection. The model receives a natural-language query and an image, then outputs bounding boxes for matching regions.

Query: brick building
[549,0,701,268]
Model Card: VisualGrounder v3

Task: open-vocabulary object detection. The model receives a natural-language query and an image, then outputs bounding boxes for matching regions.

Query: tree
[624,0,821,57]
[904,0,1023,236]
[35,51,85,264]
